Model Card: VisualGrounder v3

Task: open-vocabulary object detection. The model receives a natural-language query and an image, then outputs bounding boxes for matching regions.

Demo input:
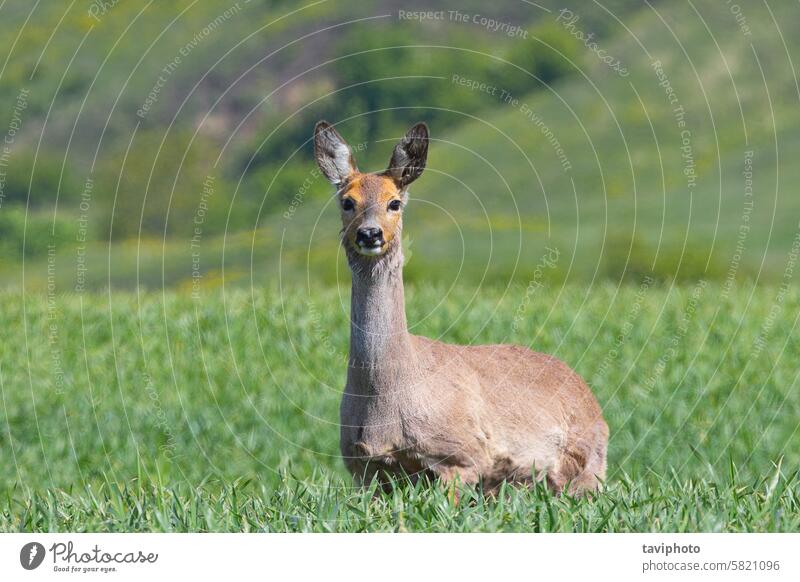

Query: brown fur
[314,121,608,495]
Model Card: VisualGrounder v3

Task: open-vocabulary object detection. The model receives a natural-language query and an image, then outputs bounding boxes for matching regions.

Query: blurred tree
[97,129,233,239]
[0,151,76,207]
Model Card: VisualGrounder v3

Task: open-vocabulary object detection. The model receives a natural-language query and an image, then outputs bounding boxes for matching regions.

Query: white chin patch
[357,245,384,256]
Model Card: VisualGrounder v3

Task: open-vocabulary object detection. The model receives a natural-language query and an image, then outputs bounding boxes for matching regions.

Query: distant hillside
[2,0,612,255]
[402,0,800,285]
[249,0,800,289]
[4,0,798,292]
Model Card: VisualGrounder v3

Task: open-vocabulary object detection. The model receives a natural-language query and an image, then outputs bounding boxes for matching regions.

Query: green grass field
[1,283,798,531]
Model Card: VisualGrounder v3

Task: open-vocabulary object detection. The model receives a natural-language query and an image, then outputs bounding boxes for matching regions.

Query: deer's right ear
[386,122,428,189]
[314,121,357,186]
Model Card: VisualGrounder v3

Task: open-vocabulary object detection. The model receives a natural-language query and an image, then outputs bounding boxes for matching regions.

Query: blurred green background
[2,2,800,532]
[1,0,797,291]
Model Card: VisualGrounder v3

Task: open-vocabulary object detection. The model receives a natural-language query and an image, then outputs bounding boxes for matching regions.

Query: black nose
[356,227,383,246]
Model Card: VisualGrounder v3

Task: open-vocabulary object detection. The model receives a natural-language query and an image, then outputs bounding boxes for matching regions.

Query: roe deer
[314,120,608,495]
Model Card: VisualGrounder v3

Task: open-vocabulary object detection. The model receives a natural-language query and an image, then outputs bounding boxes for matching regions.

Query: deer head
[314,121,428,264]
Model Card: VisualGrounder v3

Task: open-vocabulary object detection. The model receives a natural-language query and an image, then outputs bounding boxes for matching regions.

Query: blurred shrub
[0,152,76,206]
[503,22,581,89]
[96,129,237,239]
[0,206,72,258]
[244,162,329,222]
[602,233,731,282]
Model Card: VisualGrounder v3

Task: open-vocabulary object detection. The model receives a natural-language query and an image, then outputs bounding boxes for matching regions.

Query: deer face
[338,173,402,256]
[314,121,428,259]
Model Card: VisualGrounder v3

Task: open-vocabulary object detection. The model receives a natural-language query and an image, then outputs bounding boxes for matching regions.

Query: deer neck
[348,245,416,391]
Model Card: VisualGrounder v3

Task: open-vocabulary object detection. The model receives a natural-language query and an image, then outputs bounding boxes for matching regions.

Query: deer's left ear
[314,120,358,186]
[386,122,428,189]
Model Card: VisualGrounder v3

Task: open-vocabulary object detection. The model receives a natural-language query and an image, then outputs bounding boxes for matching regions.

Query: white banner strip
[1,533,797,581]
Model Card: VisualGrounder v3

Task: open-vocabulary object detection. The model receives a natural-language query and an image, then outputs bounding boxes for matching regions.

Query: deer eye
[341,198,355,211]
[387,199,402,212]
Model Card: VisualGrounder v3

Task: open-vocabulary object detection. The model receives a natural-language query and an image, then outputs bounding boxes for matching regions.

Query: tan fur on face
[340,173,404,251]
